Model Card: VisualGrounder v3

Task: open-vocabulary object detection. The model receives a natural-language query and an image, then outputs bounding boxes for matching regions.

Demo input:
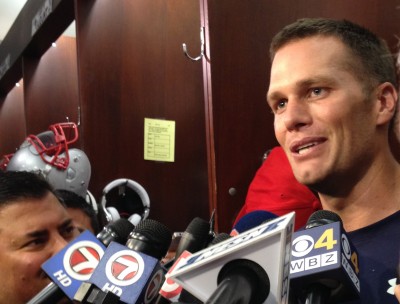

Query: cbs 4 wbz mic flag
[289,220,360,302]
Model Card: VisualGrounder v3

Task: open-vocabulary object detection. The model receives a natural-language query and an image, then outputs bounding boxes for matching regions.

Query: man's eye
[277,100,287,108]
[310,87,325,97]
[274,99,287,113]
[24,238,46,249]
[61,225,79,241]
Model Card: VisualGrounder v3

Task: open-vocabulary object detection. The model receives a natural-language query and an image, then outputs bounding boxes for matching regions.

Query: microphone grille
[185,217,210,238]
[108,218,135,240]
[208,233,230,246]
[306,210,342,229]
[134,219,172,252]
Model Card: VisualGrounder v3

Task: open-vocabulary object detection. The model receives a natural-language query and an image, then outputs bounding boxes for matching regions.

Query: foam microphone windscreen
[125,218,172,260]
[208,233,231,247]
[175,217,211,259]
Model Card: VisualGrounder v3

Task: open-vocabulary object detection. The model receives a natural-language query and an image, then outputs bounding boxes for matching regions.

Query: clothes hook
[182,27,204,61]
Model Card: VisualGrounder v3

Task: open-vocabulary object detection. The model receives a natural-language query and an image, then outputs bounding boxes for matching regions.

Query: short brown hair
[270,18,398,90]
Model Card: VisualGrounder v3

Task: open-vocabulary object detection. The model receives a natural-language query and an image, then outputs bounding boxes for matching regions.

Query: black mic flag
[289,210,360,303]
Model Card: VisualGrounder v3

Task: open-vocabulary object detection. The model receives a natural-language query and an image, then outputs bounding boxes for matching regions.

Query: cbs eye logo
[292,235,315,257]
[292,228,338,258]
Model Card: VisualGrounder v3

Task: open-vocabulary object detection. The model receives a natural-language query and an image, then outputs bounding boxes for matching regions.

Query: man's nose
[283,99,311,131]
[51,234,69,256]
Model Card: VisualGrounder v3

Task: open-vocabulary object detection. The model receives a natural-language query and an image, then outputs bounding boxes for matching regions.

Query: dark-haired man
[0,171,79,303]
[56,189,100,234]
[267,18,400,302]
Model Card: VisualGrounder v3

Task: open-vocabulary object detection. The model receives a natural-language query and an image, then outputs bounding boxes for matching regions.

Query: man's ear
[384,82,400,162]
[376,82,398,126]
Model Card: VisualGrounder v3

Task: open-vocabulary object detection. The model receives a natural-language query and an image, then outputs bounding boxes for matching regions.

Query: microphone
[208,233,231,247]
[73,282,121,304]
[157,217,213,304]
[168,212,295,304]
[175,217,213,259]
[79,218,172,304]
[230,210,277,236]
[97,218,137,247]
[205,259,270,304]
[160,233,232,304]
[27,218,135,304]
[289,210,360,303]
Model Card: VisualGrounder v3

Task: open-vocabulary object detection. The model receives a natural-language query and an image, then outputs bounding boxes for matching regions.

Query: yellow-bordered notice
[144,118,175,162]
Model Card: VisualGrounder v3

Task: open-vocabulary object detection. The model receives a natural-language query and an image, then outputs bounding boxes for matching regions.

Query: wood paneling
[23,36,80,137]
[0,80,26,155]
[75,0,209,231]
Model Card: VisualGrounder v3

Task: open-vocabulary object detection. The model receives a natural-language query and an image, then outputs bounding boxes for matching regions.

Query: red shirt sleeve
[233,146,321,231]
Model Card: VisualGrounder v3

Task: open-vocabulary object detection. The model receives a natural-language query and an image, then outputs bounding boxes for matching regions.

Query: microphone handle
[26,282,65,304]
[75,282,121,304]
[305,283,330,304]
[155,294,172,304]
[205,273,253,304]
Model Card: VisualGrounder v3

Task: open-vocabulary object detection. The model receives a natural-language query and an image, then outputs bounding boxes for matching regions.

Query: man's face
[0,192,79,304]
[267,36,380,193]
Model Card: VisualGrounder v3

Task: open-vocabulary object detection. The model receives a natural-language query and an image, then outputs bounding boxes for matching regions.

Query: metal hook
[182,27,204,61]
[66,106,81,126]
[77,106,81,126]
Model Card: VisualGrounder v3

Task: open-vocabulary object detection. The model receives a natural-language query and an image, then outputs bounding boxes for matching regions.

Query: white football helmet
[5,122,91,198]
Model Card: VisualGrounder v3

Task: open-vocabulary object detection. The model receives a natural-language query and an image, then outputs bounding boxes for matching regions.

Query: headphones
[100,178,150,225]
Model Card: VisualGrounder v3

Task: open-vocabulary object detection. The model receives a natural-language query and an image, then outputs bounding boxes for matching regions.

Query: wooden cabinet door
[75,0,210,232]
[203,0,400,232]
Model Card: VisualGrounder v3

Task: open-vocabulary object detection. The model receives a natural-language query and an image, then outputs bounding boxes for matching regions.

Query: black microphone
[73,282,121,304]
[77,218,172,304]
[27,218,135,304]
[125,218,172,260]
[156,217,212,304]
[175,217,212,259]
[205,259,270,304]
[207,233,231,247]
[289,210,360,303]
[97,217,136,247]
[175,218,215,303]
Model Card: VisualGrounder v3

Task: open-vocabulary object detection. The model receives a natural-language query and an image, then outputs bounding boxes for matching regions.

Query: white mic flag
[168,212,295,304]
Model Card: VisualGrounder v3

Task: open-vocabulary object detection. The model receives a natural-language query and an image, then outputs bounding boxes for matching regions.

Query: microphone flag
[289,221,360,301]
[168,212,295,304]
[41,230,106,299]
[158,250,193,301]
[87,241,165,304]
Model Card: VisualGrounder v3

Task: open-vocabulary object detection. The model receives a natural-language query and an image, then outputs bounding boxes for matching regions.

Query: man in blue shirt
[267,18,400,303]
